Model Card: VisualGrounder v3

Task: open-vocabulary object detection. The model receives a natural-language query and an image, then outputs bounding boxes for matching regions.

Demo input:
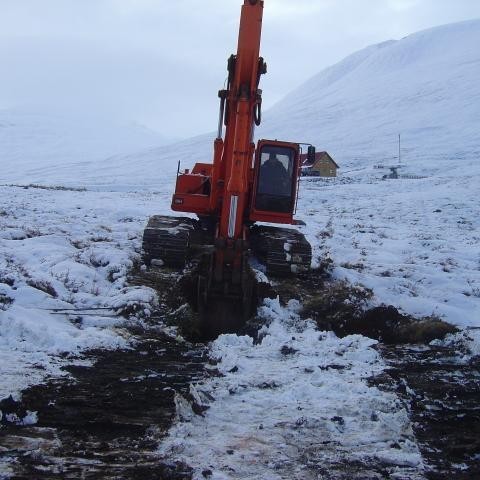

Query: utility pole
[398,134,401,165]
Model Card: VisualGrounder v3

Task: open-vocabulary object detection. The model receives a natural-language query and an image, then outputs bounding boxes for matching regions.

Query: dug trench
[0,265,478,479]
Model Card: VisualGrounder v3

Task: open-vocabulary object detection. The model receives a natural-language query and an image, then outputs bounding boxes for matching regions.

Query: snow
[1,410,38,426]
[261,19,480,171]
[0,185,163,398]
[159,299,424,479]
[296,174,480,326]
[431,328,480,362]
[0,109,176,186]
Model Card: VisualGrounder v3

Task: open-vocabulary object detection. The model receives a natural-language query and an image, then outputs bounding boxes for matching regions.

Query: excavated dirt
[129,264,274,342]
[275,271,458,344]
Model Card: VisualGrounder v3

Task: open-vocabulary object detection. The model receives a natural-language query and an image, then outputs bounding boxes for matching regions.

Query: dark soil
[277,272,458,344]
[373,343,480,479]
[130,264,273,342]
[0,264,224,479]
[0,326,207,480]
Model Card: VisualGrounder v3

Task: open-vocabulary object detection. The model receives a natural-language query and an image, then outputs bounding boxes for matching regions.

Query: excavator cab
[250,140,301,224]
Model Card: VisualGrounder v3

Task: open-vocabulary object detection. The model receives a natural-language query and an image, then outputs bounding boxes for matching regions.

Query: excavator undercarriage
[142,217,312,338]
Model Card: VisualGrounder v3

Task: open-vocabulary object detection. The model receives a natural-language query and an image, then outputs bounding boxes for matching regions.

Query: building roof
[299,151,339,169]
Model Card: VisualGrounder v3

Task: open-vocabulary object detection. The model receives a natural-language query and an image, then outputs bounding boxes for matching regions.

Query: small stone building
[300,151,339,177]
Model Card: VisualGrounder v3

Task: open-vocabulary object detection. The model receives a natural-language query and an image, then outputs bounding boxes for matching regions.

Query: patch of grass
[71,239,87,249]
[26,279,57,298]
[302,280,373,329]
[107,266,123,283]
[340,262,365,271]
[0,293,14,310]
[9,183,87,192]
[466,280,480,298]
[317,254,334,274]
[303,284,458,344]
[89,252,110,268]
[25,227,43,238]
[90,235,112,243]
[53,270,81,295]
[0,275,15,286]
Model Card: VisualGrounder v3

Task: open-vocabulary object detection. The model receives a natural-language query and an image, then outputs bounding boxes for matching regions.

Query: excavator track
[142,215,197,267]
[250,225,312,277]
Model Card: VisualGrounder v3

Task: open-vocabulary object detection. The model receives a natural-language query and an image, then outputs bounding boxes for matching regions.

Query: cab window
[255,145,296,213]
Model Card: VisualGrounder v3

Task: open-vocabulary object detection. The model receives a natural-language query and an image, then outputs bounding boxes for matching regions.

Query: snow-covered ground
[297,171,480,327]
[0,185,165,398]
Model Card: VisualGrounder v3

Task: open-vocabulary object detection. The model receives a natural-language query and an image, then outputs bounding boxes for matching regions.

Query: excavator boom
[219,0,264,240]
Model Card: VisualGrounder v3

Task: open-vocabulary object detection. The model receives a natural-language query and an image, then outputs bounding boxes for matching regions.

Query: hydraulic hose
[254,98,262,126]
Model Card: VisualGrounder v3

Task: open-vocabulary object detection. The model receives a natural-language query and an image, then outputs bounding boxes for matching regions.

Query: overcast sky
[1,0,480,139]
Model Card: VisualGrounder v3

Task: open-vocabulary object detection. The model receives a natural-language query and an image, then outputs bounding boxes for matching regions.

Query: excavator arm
[218,0,265,241]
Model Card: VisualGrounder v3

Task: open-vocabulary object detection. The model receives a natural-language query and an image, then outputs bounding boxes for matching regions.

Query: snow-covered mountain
[261,19,480,174]
[0,109,175,186]
[99,18,480,189]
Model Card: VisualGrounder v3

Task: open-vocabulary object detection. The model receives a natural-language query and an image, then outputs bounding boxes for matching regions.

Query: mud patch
[129,266,201,340]
[0,326,207,479]
[372,343,480,479]
[324,304,458,344]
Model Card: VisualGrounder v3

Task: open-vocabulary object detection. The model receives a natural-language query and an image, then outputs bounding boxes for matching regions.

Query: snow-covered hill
[261,19,480,174]
[0,109,175,186]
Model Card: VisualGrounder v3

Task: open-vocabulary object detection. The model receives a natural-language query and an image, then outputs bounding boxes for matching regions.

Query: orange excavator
[143,0,315,337]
